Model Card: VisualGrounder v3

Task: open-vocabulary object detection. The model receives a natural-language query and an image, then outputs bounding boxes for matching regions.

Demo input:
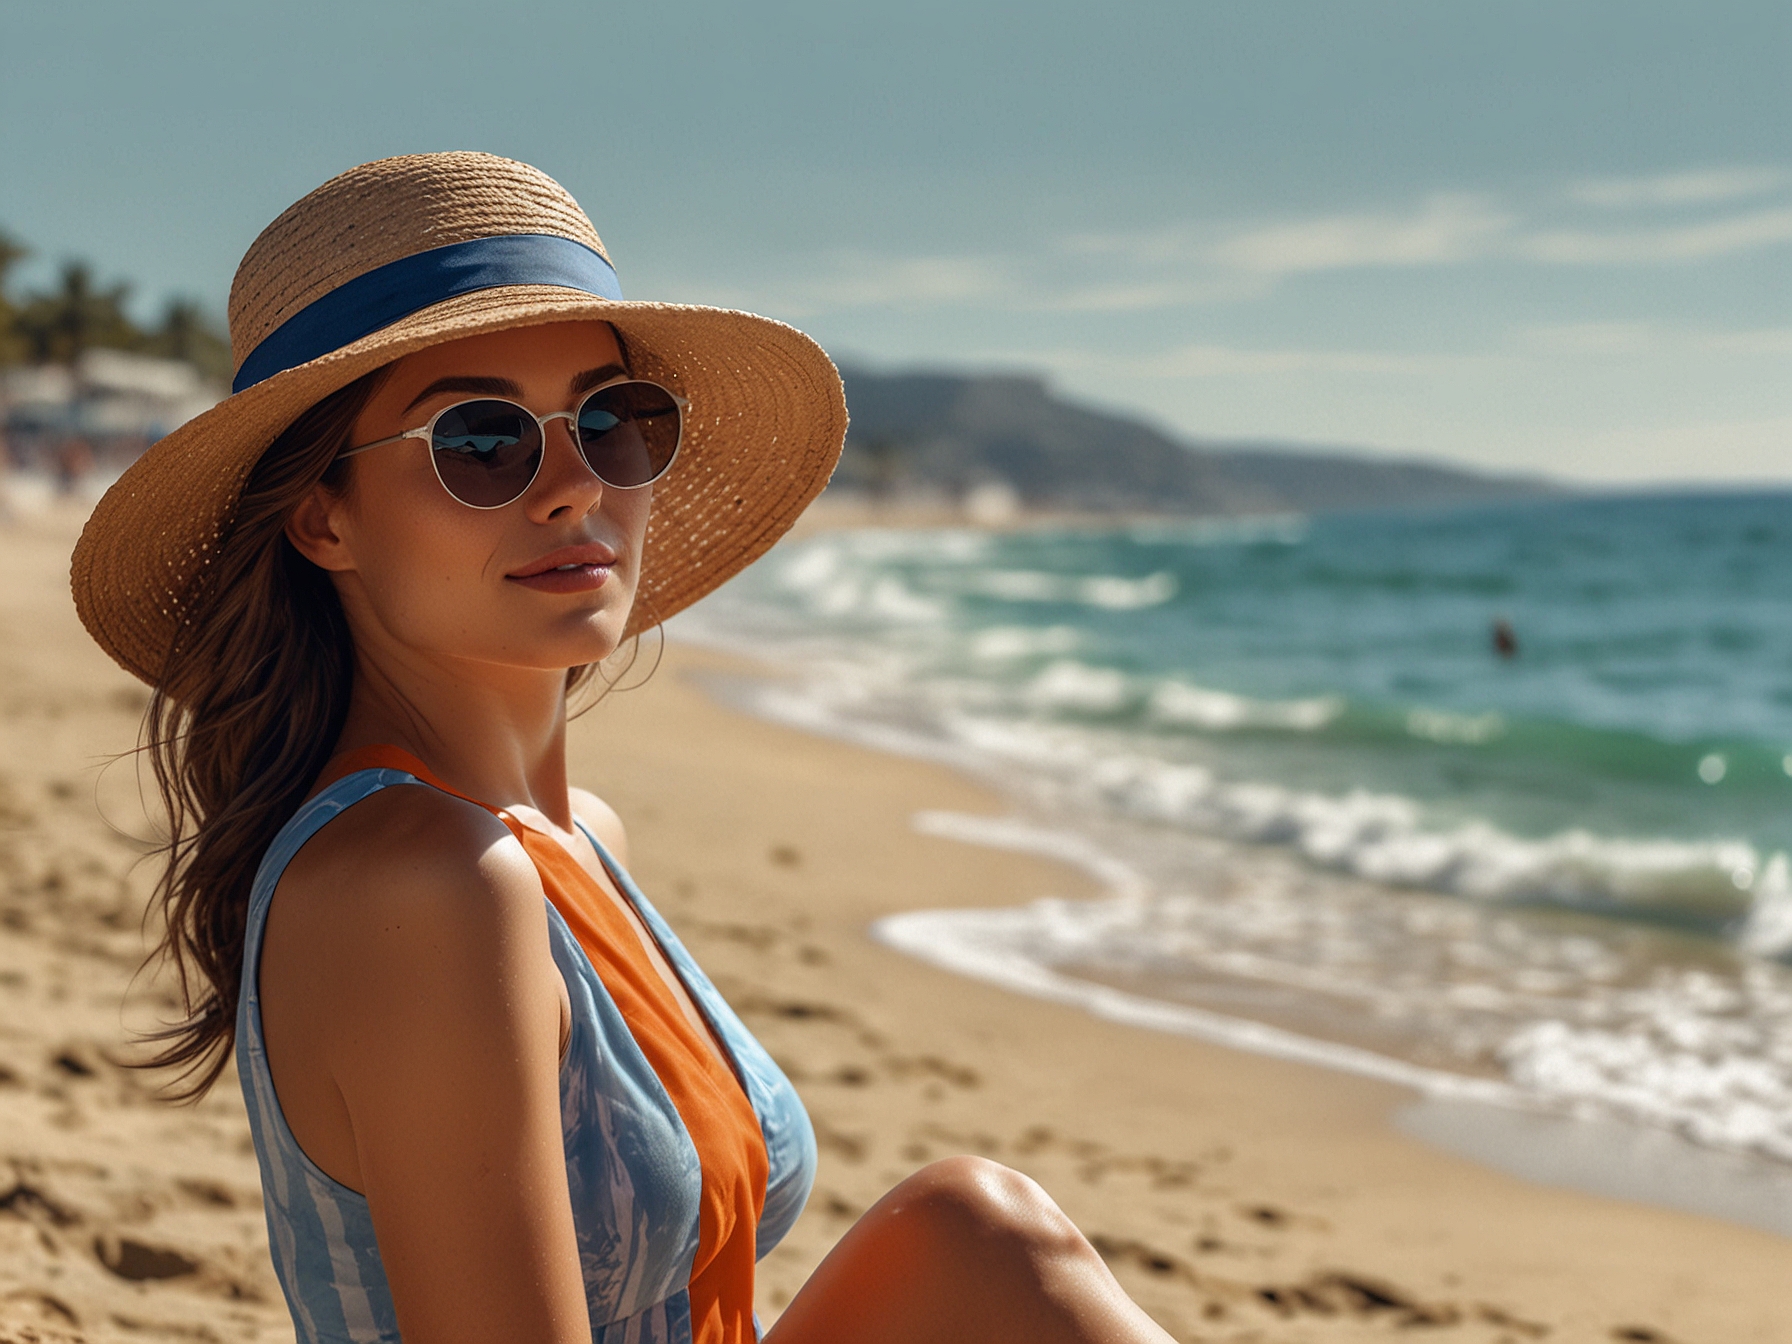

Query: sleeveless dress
[236,748,817,1343]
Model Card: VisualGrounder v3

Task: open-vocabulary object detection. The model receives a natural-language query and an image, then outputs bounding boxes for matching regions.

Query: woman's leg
[765,1156,1175,1344]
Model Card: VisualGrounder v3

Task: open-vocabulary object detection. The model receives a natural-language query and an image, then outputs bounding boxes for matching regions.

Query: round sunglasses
[338,379,685,509]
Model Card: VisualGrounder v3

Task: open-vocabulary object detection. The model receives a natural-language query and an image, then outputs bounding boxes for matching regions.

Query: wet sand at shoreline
[0,509,1784,1343]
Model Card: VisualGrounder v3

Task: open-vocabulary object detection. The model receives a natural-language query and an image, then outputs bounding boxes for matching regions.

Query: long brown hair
[138,366,396,1097]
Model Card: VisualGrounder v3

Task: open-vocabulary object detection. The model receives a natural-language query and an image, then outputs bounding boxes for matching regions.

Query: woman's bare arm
[262,789,588,1344]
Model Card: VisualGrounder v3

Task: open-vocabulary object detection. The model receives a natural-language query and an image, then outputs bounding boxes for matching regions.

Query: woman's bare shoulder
[273,784,547,961]
[569,787,629,866]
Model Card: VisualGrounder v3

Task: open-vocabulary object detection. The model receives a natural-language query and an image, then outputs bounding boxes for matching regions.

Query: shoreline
[0,512,1784,1342]
[684,629,1792,1224]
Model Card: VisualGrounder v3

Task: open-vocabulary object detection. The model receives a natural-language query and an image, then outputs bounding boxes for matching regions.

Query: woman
[73,153,1171,1344]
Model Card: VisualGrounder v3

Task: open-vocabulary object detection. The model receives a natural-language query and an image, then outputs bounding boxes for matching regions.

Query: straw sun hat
[71,151,848,685]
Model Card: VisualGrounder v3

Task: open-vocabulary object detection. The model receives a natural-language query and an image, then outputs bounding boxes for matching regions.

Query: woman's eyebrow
[404,375,525,413]
[569,363,628,396]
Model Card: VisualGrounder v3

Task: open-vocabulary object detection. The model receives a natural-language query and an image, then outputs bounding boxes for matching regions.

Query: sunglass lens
[576,382,681,488]
[430,400,542,507]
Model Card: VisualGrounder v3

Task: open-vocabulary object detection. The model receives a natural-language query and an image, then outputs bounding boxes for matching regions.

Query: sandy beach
[0,508,1786,1344]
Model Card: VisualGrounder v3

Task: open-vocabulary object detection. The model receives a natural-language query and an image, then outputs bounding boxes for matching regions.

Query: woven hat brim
[70,286,848,685]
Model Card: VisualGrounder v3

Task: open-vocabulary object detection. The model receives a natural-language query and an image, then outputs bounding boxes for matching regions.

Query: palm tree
[145,297,232,384]
[0,231,28,366]
[14,261,139,365]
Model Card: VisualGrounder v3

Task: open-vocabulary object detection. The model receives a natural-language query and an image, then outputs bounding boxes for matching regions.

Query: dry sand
[0,509,1785,1344]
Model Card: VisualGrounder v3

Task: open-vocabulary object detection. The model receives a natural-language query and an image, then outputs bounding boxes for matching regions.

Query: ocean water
[677,493,1792,1167]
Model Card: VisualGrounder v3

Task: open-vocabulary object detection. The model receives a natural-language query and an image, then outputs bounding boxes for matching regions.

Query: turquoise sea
[681,493,1792,1168]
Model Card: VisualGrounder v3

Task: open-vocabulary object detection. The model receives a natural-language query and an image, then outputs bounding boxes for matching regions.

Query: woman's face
[292,321,652,678]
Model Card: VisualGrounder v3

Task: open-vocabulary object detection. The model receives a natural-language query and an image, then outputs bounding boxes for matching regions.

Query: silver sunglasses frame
[336,377,688,510]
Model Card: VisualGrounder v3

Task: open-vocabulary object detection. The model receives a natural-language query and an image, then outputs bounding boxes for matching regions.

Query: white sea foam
[1149,679,1342,732]
[910,809,1152,901]
[1406,706,1506,745]
[935,704,1774,917]
[1499,1017,1792,1161]
[960,656,1344,733]
[971,569,1178,610]
[771,536,961,624]
[727,664,1783,924]
[1023,660,1133,713]
[1070,741,1771,916]
[1125,514,1308,547]
[874,903,1525,1106]
[879,812,1520,1104]
[1739,856,1792,957]
[969,625,1082,662]
[889,810,1792,1164]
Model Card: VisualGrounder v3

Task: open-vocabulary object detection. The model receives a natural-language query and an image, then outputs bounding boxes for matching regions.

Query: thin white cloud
[697,251,1014,317]
[1519,322,1659,354]
[1199,192,1792,278]
[1697,327,1792,356]
[1208,194,1511,276]
[806,254,1011,307]
[1015,326,1792,393]
[1019,274,1270,312]
[709,170,1792,322]
[1055,187,1792,302]
[725,247,1264,316]
[1570,167,1787,210]
[1522,206,1792,264]
[1031,282,1194,312]
[1522,322,1792,356]
[1010,342,1502,382]
[1139,343,1499,379]
[1061,224,1207,265]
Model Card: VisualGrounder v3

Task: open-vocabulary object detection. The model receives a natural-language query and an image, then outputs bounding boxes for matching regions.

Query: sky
[3,0,1790,484]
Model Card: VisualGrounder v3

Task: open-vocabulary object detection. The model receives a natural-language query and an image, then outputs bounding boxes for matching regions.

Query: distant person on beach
[72,155,1173,1344]
[1492,617,1519,660]
[55,435,95,493]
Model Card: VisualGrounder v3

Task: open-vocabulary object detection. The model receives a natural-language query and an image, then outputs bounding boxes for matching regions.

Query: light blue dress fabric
[236,767,817,1343]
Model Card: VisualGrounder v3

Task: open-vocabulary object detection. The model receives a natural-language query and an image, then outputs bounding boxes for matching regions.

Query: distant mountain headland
[831,367,1562,519]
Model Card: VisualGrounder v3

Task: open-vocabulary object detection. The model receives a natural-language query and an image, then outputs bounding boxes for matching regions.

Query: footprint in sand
[811,1121,869,1163]
[1255,1272,1461,1327]
[93,1234,200,1282]
[1088,1233,1199,1285]
[174,1179,239,1209]
[0,1180,78,1228]
[49,1052,94,1080]
[0,1287,83,1332]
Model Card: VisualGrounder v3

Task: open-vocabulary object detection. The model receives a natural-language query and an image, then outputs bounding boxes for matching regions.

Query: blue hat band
[231,233,623,394]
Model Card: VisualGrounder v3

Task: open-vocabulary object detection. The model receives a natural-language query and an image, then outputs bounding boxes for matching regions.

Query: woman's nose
[526,416,604,521]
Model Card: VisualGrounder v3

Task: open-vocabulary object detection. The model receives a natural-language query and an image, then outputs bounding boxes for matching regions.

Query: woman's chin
[511,602,635,659]
[542,618,635,670]
[447,625,631,678]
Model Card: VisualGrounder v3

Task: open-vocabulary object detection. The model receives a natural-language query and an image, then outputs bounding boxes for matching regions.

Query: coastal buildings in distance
[0,350,221,503]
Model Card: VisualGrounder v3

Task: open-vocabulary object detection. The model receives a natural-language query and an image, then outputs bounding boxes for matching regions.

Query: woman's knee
[884,1156,1088,1264]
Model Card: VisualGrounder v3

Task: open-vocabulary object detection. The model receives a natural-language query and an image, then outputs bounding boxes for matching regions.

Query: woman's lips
[508,563,612,594]
[506,543,618,593]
